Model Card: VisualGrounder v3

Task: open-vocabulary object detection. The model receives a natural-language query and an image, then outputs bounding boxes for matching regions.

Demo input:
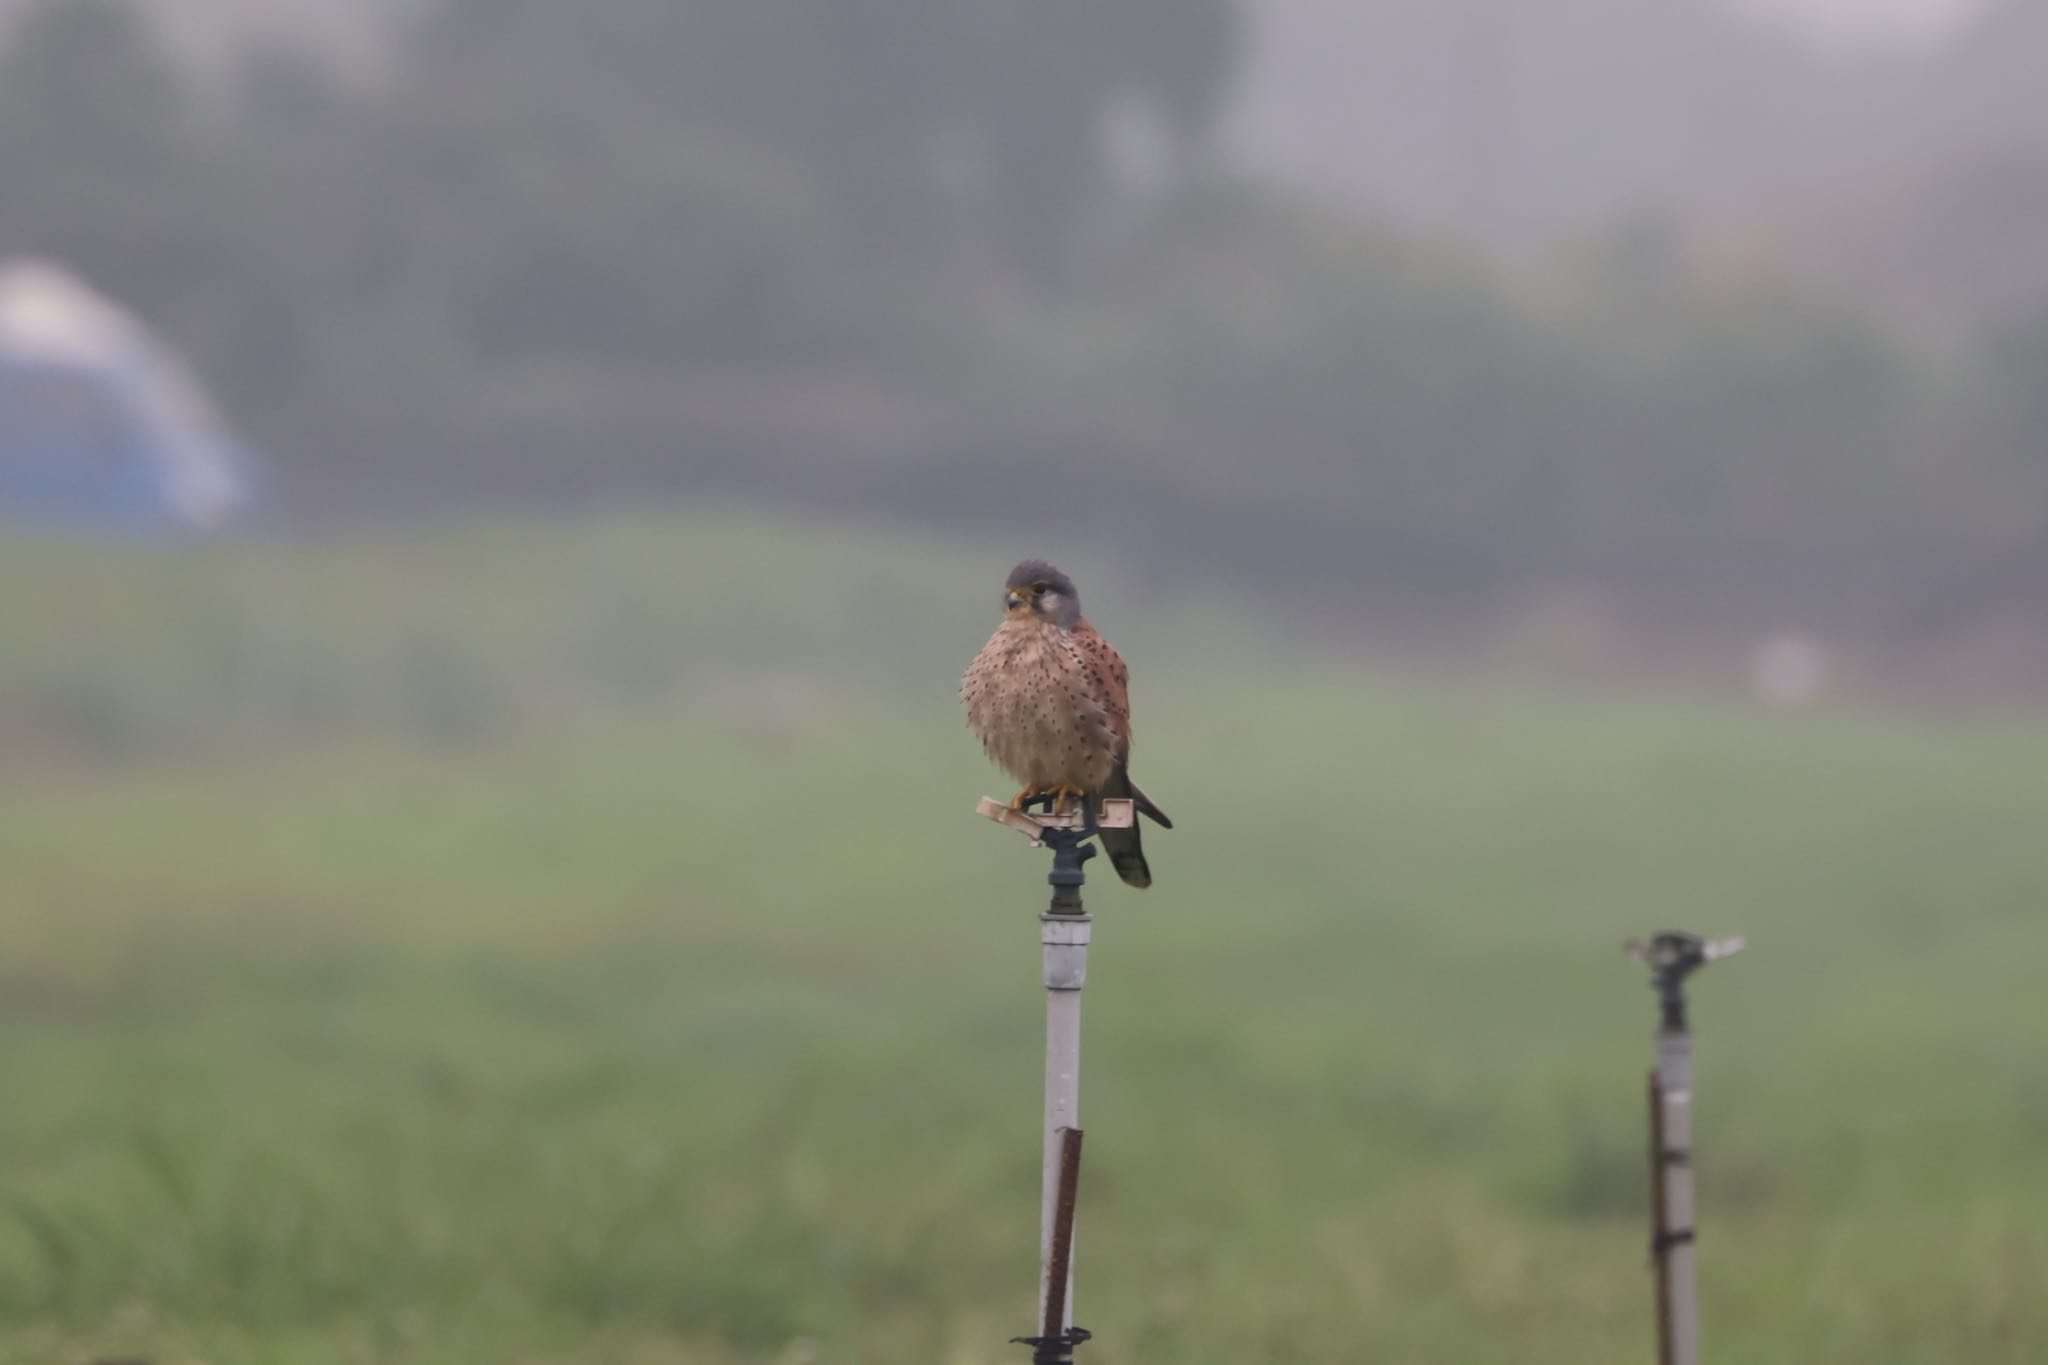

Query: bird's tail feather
[1127,778,1172,829]
[1099,765,1167,889]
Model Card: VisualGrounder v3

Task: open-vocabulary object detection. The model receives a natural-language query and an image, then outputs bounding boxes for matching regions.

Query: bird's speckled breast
[962,616,1117,792]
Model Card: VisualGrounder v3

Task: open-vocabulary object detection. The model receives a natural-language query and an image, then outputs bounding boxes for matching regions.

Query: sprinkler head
[1626,931,1745,1031]
[1625,931,1745,977]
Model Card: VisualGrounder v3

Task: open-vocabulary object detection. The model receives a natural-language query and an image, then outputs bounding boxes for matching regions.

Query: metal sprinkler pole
[980,796,1126,1365]
[1024,820,1095,1364]
[1625,931,1744,1365]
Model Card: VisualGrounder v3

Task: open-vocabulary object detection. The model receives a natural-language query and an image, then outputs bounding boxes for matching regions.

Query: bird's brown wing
[1073,621,1171,888]
[1071,621,1132,761]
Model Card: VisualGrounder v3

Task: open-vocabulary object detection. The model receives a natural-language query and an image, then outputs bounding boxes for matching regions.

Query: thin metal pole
[1653,1028,1699,1365]
[988,807,1103,1365]
[1039,910,1089,1355]
[1648,1070,1675,1365]
[1625,931,1739,1365]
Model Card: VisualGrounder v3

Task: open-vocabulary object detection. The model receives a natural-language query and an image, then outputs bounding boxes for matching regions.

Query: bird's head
[1004,560,1081,629]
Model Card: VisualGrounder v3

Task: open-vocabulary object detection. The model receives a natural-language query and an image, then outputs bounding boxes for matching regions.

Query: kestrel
[962,560,1172,888]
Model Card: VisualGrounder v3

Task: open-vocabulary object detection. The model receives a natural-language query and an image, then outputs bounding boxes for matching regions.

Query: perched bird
[962,560,1172,888]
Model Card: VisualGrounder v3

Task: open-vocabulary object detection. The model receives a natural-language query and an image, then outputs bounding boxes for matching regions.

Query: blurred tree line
[0,0,2042,632]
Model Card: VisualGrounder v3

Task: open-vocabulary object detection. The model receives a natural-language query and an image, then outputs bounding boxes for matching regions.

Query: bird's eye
[1031,581,1049,595]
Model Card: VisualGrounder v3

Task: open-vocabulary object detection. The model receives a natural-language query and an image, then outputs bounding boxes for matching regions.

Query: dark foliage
[0,0,2042,631]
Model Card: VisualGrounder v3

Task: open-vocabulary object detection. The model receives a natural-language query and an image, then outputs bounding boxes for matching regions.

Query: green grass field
[2,514,2045,1363]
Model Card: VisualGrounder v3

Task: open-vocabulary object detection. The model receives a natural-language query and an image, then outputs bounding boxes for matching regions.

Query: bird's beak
[1006,591,1024,610]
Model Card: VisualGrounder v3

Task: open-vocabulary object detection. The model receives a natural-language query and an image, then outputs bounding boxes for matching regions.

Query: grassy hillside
[1,514,2044,1363]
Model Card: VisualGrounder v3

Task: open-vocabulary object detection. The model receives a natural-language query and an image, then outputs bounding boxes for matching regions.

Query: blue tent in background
[0,260,255,535]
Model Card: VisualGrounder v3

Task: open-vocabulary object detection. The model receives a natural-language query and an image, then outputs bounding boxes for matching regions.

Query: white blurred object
[0,259,254,532]
[1749,630,1830,708]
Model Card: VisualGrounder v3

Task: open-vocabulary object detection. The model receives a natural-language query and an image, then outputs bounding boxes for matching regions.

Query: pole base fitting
[1010,1327,1093,1362]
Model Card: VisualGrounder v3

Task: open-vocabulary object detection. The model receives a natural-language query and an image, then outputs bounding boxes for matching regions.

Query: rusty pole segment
[1040,1127,1085,1346]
